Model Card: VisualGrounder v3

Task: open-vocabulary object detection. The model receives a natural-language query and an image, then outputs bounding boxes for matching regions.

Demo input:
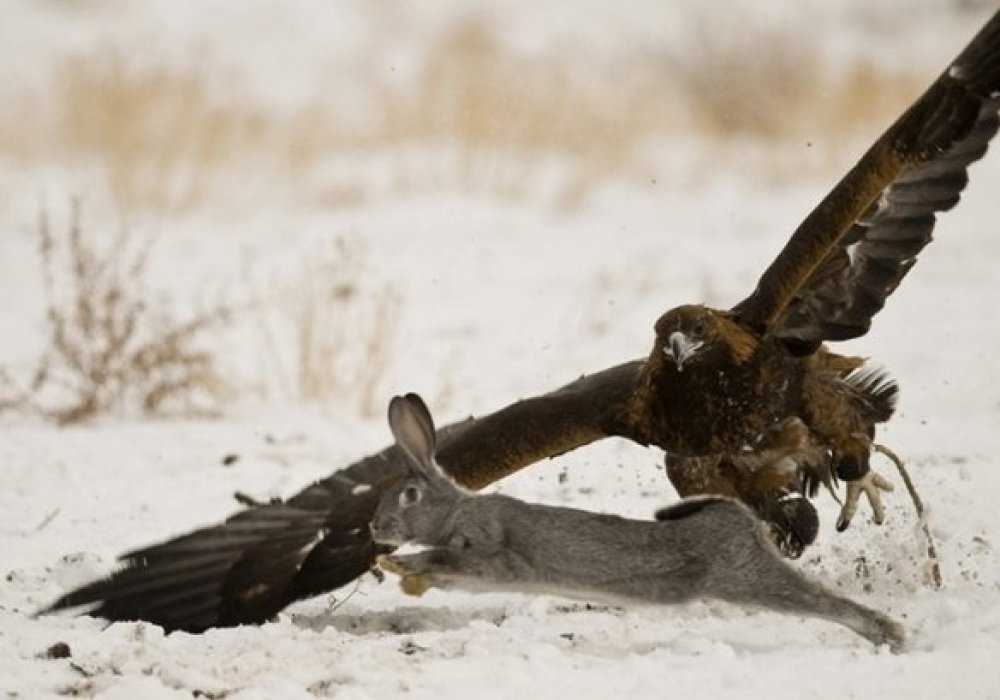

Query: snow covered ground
[3,1,1000,698]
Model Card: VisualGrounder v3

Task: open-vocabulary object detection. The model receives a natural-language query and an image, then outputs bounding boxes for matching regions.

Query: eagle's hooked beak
[666,331,703,372]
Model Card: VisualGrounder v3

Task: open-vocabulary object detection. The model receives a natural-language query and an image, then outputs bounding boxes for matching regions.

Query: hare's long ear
[388,393,438,474]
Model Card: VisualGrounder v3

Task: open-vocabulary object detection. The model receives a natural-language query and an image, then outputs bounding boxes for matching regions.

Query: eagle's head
[653,304,757,372]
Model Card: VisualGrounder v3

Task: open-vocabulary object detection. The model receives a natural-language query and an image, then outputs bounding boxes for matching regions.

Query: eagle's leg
[752,493,819,558]
[665,449,819,558]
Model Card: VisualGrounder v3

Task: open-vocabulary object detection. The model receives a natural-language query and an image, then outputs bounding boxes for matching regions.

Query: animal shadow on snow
[292,603,511,636]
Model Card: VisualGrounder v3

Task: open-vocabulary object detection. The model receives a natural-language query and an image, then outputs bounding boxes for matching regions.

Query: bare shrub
[249,236,400,417]
[0,201,230,423]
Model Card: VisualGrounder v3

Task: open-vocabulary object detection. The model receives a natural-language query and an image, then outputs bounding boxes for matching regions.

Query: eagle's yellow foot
[836,469,894,531]
[376,554,432,597]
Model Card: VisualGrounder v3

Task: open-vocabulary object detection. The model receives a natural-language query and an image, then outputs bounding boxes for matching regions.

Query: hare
[370,393,906,651]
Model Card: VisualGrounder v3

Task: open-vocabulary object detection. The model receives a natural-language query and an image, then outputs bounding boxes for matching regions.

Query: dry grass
[669,41,924,144]
[52,52,274,210]
[0,17,930,210]
[248,236,400,418]
[652,25,927,184]
[0,14,944,423]
[0,207,401,421]
[0,201,231,423]
[374,21,659,181]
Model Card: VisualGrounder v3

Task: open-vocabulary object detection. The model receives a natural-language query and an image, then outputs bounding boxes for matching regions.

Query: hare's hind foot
[873,614,907,654]
[376,554,433,597]
[844,603,906,652]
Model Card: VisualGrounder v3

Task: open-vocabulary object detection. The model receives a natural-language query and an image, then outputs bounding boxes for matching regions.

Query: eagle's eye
[691,322,706,337]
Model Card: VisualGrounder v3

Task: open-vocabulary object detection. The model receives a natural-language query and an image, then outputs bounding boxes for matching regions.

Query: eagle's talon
[773,528,806,558]
[836,469,894,530]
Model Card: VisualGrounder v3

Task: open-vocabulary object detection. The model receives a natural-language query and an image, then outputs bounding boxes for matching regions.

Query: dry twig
[873,443,943,589]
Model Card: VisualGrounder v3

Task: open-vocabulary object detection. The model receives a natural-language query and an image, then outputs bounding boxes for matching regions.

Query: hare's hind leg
[711,529,905,650]
[746,565,903,650]
[378,546,534,596]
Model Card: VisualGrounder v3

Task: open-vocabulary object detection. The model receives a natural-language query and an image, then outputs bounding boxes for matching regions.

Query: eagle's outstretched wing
[734,9,1000,342]
[42,361,642,631]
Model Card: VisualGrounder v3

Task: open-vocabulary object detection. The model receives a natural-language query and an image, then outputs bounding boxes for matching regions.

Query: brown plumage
[45,10,1000,631]
[634,304,897,551]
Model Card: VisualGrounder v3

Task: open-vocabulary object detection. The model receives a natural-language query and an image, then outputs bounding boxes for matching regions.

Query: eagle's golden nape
[41,8,1000,632]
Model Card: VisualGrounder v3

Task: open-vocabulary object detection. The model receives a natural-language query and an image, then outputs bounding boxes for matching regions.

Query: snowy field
[3,1,1000,698]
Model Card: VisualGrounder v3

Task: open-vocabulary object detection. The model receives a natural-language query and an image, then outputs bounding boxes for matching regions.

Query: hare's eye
[399,485,422,507]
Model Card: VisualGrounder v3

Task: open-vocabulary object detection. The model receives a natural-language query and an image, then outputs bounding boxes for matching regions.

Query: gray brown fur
[371,394,905,651]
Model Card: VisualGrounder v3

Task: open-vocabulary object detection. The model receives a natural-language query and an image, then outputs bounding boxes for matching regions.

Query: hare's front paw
[376,554,433,596]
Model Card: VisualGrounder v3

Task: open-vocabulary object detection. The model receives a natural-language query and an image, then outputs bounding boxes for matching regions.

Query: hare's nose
[368,518,388,537]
